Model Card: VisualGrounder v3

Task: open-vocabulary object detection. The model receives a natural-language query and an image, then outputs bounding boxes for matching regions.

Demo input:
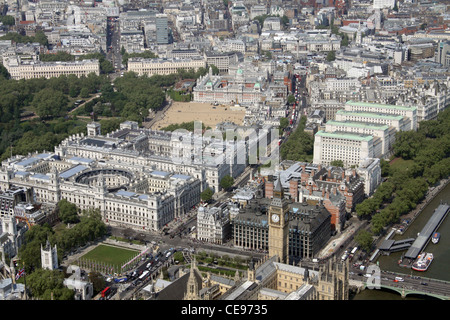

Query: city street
[106,16,123,77]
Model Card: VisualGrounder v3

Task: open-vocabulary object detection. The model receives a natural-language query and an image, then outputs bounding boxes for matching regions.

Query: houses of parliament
[151,179,349,301]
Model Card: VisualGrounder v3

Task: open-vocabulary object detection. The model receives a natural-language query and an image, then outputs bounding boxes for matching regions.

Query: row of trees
[0,30,48,46]
[354,107,450,247]
[161,120,207,132]
[280,116,314,162]
[121,49,158,67]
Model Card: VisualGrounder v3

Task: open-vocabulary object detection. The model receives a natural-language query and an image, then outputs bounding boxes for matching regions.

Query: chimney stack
[265,179,274,198]
[290,180,299,202]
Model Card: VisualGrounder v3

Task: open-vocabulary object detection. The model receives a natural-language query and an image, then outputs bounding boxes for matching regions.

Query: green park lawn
[81,244,140,266]
[389,158,415,174]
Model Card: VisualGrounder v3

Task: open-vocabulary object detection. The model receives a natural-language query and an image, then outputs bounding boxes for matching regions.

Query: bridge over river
[350,269,450,300]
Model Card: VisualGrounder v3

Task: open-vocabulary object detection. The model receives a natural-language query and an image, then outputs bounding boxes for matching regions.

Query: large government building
[127,56,206,76]
[152,255,349,300]
[0,155,201,232]
[2,56,100,80]
[313,101,418,167]
[0,120,253,232]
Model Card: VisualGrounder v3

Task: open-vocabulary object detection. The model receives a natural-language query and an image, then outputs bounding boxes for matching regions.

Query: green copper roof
[315,130,374,142]
[346,100,417,112]
[326,120,389,130]
[336,110,404,120]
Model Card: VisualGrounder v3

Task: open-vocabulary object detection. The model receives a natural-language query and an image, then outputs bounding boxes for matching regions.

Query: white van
[395,277,404,282]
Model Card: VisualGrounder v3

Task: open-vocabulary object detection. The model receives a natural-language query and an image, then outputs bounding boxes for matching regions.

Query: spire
[234,269,240,283]
[184,257,199,300]
[247,259,256,282]
[274,174,284,198]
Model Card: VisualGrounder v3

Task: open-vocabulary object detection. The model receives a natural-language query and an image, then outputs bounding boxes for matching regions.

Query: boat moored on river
[412,252,433,271]
[432,232,440,244]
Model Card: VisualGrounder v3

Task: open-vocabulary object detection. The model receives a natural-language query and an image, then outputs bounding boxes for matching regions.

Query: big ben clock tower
[268,176,290,264]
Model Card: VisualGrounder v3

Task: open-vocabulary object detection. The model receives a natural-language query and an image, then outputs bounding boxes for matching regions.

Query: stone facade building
[2,56,100,80]
[230,195,331,263]
[196,204,231,244]
[221,255,349,300]
[127,56,206,76]
[0,122,218,232]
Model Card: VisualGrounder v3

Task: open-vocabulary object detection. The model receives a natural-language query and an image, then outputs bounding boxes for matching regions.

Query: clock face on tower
[271,214,280,223]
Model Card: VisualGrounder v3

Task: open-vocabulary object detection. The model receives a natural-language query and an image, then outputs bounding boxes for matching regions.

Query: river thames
[352,181,450,300]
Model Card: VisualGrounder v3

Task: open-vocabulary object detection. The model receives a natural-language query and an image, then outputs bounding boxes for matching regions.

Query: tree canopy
[354,230,374,253]
[220,175,234,190]
[26,268,75,300]
[0,15,15,26]
[57,199,79,224]
[161,121,207,132]
[330,160,344,167]
[280,116,314,162]
[18,208,107,273]
[357,108,450,235]
[32,88,68,119]
[201,188,214,202]
[0,30,48,46]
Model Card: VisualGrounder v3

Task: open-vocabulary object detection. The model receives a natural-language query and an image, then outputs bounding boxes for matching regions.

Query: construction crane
[15,215,32,229]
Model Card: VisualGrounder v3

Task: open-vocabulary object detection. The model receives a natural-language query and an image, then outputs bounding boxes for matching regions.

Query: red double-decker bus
[101,287,111,298]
